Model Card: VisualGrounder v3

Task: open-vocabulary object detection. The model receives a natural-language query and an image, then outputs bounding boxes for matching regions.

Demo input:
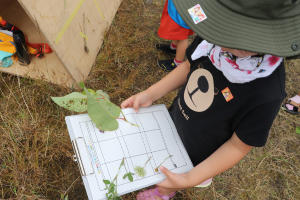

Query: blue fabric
[167,0,190,29]
[0,57,13,67]
[0,50,13,67]
[0,50,12,60]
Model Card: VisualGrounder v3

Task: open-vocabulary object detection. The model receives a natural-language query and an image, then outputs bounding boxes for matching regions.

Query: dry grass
[0,0,300,199]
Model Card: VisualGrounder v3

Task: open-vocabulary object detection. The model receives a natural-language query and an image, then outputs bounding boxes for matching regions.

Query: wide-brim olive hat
[173,0,300,58]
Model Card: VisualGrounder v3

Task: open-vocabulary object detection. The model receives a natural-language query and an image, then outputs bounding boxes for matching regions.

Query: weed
[155,155,173,172]
[103,158,134,199]
[134,156,152,177]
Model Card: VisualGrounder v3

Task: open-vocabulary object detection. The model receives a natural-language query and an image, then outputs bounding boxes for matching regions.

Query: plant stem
[115,175,118,195]
[143,156,152,169]
[123,161,128,173]
[119,110,139,127]
[113,158,124,182]
[119,158,125,170]
[155,155,173,171]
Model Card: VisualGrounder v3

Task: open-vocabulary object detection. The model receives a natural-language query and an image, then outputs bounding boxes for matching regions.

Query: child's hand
[156,166,190,189]
[120,90,154,113]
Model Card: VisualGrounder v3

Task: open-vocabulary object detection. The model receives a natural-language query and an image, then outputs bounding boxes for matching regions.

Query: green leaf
[84,87,120,131]
[123,174,128,179]
[128,174,133,182]
[296,127,300,135]
[103,180,110,185]
[108,187,115,194]
[110,183,115,187]
[108,194,112,199]
[79,81,84,89]
[96,90,110,101]
[82,89,97,96]
[61,194,64,199]
[280,107,287,111]
[51,92,88,112]
[64,195,68,200]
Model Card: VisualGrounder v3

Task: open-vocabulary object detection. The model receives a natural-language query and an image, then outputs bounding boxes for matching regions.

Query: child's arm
[121,60,190,112]
[156,132,252,189]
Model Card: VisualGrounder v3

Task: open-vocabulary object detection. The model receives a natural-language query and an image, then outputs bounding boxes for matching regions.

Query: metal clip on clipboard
[72,137,94,176]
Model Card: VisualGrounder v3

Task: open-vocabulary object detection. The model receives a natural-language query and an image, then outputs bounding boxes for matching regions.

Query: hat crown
[220,0,300,19]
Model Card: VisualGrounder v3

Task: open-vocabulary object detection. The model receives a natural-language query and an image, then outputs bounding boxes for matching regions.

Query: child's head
[173,0,300,58]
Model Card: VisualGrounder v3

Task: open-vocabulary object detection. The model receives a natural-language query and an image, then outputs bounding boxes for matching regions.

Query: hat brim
[173,0,300,57]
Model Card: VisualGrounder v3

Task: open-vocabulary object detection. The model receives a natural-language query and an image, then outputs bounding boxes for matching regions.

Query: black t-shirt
[169,36,286,166]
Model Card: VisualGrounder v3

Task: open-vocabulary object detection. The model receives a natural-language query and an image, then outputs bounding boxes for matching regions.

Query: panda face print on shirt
[184,68,215,112]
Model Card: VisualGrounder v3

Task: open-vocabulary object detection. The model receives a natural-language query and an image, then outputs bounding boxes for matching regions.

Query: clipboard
[66,105,194,200]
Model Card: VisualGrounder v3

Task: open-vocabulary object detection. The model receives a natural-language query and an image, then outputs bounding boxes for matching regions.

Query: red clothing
[158,0,194,40]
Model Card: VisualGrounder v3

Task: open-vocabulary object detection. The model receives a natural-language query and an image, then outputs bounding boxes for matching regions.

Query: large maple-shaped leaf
[51,92,87,112]
[84,85,120,131]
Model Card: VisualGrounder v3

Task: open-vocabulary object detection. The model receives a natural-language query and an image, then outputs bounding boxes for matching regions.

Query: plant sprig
[155,155,173,172]
[134,156,152,177]
[122,160,134,182]
[103,158,134,199]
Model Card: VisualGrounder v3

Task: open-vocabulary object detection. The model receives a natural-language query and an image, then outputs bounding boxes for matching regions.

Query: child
[121,0,300,199]
[156,0,194,71]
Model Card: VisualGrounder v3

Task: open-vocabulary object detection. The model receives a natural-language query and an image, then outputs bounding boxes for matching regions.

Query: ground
[0,0,300,199]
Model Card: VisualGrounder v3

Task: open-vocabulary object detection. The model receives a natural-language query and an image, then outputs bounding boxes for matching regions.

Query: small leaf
[51,93,87,112]
[110,183,115,187]
[61,194,64,199]
[87,89,97,96]
[128,174,133,182]
[103,180,110,184]
[79,81,84,89]
[296,127,300,135]
[123,174,128,179]
[64,195,68,200]
[108,187,115,194]
[108,194,112,199]
[280,107,287,111]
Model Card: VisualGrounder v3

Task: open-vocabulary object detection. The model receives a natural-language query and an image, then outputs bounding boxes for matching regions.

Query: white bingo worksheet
[66,104,194,200]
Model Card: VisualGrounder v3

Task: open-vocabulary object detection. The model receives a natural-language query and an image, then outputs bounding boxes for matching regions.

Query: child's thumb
[159,166,171,178]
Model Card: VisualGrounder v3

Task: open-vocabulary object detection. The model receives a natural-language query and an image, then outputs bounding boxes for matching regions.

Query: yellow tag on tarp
[79,32,88,41]
[93,0,105,20]
[55,0,85,44]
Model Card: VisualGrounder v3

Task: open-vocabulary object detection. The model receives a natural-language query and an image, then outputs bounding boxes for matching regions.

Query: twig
[155,155,173,172]
[63,177,80,196]
[143,156,152,168]
[120,110,139,127]
[45,130,50,157]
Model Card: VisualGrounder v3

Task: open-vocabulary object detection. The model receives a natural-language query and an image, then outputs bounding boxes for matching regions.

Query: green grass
[0,0,300,199]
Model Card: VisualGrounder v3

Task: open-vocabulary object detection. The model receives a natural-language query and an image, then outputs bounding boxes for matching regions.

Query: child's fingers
[156,166,174,188]
[121,97,134,109]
